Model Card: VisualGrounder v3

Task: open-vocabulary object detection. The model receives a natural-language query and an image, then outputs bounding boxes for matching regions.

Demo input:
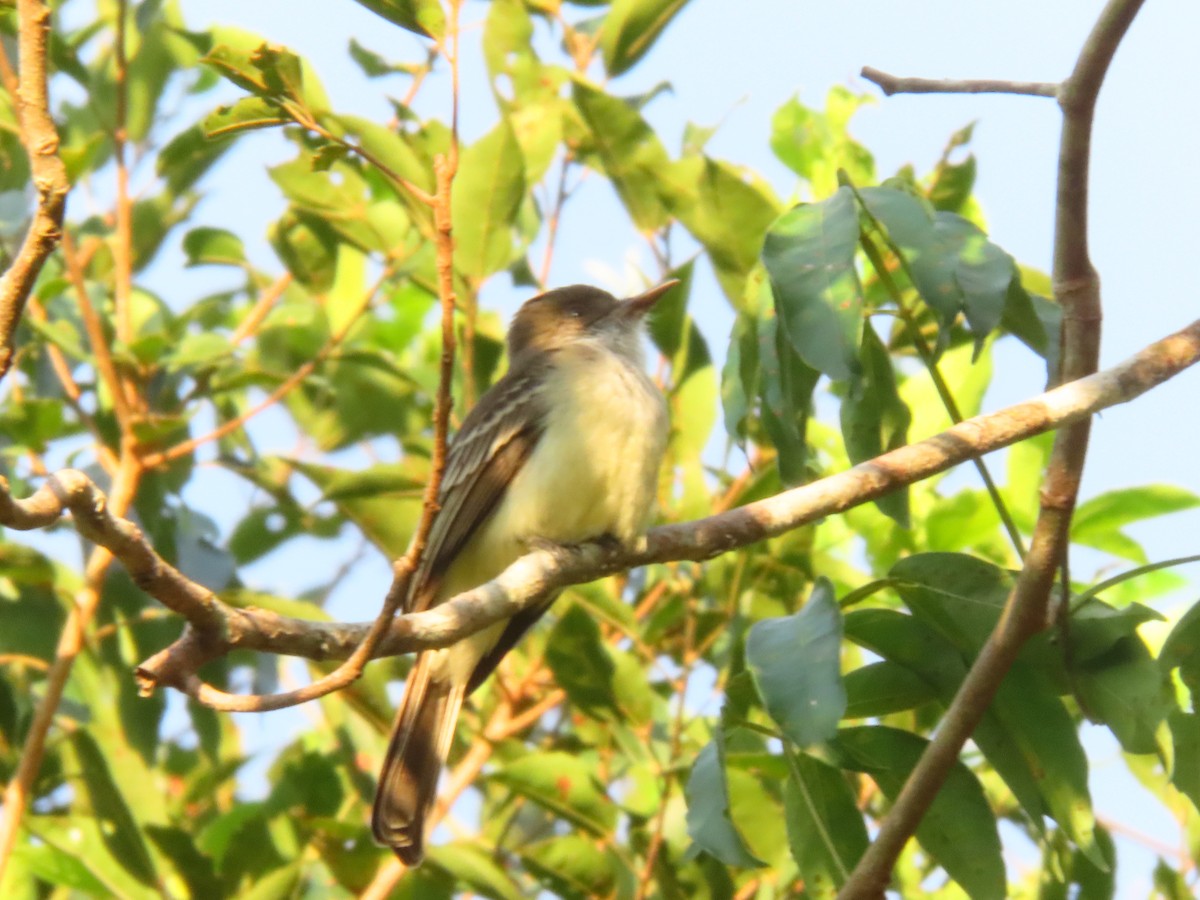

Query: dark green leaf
[1167,710,1200,811]
[832,726,1005,900]
[763,187,863,380]
[758,303,818,484]
[545,604,617,719]
[1075,634,1172,754]
[843,660,938,718]
[1161,600,1200,696]
[840,324,911,524]
[784,751,868,898]
[685,734,766,868]
[746,578,846,747]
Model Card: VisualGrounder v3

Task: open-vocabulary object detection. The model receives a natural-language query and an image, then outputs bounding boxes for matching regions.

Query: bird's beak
[621,279,681,318]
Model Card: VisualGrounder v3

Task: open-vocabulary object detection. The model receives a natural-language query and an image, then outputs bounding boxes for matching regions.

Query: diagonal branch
[841,1,1146,896]
[2,310,1196,710]
[0,0,69,381]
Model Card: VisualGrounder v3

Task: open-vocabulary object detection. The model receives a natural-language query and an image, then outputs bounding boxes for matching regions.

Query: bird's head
[506,280,680,359]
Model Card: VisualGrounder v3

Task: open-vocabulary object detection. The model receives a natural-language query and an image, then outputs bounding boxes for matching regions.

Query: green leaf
[545,604,617,720]
[599,0,691,76]
[64,731,158,887]
[157,123,234,193]
[165,331,233,372]
[1075,632,1173,754]
[1167,710,1200,811]
[669,157,781,304]
[451,120,526,279]
[758,301,819,484]
[889,554,1105,863]
[573,79,671,230]
[520,834,616,900]
[685,733,766,868]
[348,0,445,39]
[746,578,846,747]
[840,324,911,525]
[720,310,758,445]
[763,187,863,381]
[843,660,938,718]
[832,726,1006,900]
[858,186,1016,348]
[202,96,289,138]
[11,842,109,894]
[1161,599,1200,696]
[426,843,523,900]
[784,751,868,898]
[494,751,617,836]
[1072,485,1200,564]
[770,88,875,198]
[844,607,1047,831]
[182,226,246,267]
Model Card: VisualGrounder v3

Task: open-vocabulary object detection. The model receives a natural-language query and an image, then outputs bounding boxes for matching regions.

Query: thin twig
[230,272,292,346]
[61,232,137,443]
[861,66,1058,98]
[0,0,69,381]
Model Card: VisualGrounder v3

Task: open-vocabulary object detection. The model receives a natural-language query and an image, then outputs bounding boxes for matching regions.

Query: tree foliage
[0,1,1196,898]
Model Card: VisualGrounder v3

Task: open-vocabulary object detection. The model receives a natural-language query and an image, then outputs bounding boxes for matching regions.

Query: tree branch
[860,66,1058,98]
[841,2,1146,896]
[2,311,1195,708]
[0,0,69,381]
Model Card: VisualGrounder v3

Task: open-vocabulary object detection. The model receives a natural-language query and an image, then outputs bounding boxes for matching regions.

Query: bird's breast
[478,344,667,561]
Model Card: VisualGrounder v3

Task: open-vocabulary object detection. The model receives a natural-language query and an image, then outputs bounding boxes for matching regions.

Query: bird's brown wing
[405,355,549,615]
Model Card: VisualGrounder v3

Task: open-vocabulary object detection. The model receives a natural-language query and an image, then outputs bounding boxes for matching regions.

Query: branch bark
[0,0,69,381]
[2,311,1195,706]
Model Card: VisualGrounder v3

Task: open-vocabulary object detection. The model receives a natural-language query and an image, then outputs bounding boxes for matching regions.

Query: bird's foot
[522,532,626,557]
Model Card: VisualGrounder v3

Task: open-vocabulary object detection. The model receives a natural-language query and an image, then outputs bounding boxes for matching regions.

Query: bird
[371,280,677,865]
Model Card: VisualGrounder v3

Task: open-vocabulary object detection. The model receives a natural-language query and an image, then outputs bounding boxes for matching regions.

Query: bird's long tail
[372,653,466,865]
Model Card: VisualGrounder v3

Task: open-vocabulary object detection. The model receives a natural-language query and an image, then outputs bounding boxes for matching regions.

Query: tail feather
[372,654,466,865]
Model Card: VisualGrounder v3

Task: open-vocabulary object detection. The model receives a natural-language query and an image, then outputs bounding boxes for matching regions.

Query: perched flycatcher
[372,280,677,864]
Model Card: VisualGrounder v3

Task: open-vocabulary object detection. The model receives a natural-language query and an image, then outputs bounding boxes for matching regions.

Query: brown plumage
[371,282,675,864]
